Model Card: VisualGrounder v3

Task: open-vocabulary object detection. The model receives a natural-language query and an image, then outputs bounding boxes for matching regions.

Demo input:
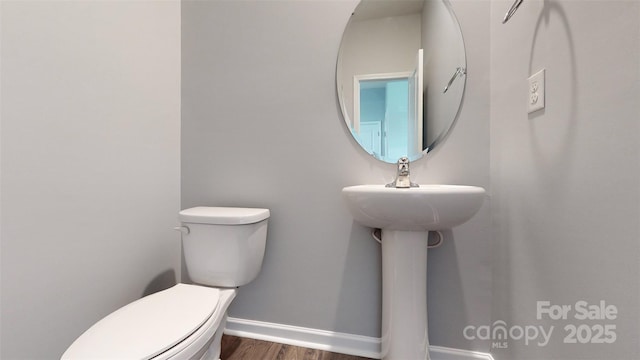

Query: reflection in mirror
[337,0,466,163]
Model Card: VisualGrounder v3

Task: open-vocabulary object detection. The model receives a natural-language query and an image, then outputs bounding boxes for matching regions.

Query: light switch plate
[528,69,545,113]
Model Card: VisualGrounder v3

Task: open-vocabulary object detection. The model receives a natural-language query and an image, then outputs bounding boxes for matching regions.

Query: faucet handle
[397,157,410,176]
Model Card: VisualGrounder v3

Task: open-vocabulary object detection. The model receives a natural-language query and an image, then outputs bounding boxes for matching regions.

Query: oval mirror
[337,0,466,163]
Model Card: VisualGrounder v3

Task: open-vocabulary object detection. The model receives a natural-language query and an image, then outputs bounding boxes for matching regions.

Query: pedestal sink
[341,185,485,360]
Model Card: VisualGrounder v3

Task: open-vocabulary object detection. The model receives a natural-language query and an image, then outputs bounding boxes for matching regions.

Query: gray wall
[181,0,492,350]
[489,0,639,359]
[0,1,181,358]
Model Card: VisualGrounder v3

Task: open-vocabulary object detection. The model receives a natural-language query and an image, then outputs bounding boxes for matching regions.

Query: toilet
[62,206,270,360]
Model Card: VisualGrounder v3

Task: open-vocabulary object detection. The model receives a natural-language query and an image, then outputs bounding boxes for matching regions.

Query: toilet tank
[178,207,269,287]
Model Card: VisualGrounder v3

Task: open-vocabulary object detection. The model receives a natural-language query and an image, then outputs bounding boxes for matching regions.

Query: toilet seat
[62,284,235,360]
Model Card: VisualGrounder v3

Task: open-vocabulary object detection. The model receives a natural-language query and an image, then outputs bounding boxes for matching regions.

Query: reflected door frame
[353,72,413,136]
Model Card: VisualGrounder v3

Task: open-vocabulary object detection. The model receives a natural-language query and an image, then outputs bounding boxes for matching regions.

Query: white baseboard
[224,317,494,360]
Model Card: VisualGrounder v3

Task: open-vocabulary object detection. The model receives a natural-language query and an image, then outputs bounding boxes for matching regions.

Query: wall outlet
[528,69,545,113]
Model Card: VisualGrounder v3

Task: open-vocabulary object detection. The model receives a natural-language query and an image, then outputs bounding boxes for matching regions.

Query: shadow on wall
[426,230,471,348]
[142,269,178,297]
[527,0,577,196]
[334,224,383,338]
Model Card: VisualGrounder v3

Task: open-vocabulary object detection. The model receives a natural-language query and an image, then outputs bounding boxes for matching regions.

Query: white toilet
[62,206,270,360]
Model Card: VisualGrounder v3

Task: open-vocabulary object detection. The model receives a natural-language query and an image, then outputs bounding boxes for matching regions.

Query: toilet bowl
[62,207,270,360]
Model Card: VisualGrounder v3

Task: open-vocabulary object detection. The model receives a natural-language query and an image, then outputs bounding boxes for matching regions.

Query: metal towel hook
[503,0,524,24]
[443,67,466,94]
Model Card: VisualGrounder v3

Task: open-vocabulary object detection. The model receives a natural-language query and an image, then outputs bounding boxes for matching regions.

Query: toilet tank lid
[179,206,270,225]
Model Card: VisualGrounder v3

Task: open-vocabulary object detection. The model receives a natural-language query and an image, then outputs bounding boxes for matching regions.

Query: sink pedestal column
[381,229,430,360]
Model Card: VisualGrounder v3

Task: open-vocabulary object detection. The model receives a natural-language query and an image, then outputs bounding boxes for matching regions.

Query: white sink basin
[342,184,485,231]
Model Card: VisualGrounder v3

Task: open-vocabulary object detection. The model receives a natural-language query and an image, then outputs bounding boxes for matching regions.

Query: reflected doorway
[354,76,410,162]
[351,49,423,163]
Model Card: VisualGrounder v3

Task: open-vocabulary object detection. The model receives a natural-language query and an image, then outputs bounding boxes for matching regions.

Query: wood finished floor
[220,335,375,360]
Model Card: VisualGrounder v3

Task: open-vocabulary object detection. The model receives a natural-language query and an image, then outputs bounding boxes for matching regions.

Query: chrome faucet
[386,157,419,188]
